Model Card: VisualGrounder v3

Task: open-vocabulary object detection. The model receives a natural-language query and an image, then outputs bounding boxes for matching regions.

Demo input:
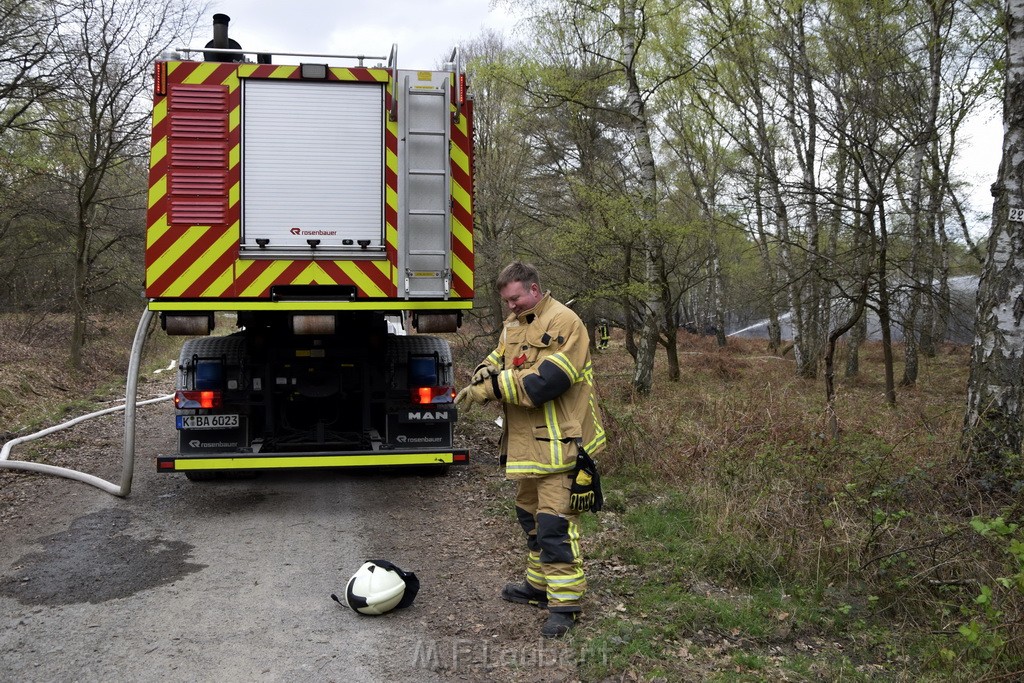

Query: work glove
[568,447,603,513]
[471,364,500,385]
[455,381,492,408]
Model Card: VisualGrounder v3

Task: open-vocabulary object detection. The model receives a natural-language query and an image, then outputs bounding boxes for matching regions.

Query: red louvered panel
[166,82,230,227]
[170,198,228,226]
[169,169,228,196]
[170,140,228,168]
[169,84,228,110]
[170,112,228,139]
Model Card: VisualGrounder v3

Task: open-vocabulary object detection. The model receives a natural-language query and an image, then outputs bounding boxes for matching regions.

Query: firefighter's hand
[455,382,491,408]
[569,469,596,513]
[471,364,500,385]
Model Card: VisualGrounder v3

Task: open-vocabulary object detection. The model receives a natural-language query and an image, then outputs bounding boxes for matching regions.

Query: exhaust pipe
[204,14,243,63]
[212,13,230,49]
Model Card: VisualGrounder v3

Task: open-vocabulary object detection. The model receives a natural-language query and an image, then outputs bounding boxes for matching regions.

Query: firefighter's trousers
[514,471,586,612]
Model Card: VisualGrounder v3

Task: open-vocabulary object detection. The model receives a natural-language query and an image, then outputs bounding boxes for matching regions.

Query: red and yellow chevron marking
[147,59,474,307]
[449,74,474,299]
[147,61,240,299]
[385,74,400,288]
[146,61,401,303]
[233,259,393,298]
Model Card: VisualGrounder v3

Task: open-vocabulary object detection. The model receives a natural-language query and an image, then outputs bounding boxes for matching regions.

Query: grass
[0,311,182,437]
[451,327,1023,681]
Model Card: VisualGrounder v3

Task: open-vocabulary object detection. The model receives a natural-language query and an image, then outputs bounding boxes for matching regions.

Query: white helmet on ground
[331,560,420,616]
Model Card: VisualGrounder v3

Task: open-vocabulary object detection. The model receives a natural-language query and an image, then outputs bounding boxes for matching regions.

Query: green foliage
[538,333,1024,680]
[953,516,1024,663]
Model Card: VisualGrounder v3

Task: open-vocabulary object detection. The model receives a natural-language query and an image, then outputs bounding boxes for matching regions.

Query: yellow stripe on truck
[174,453,457,470]
[148,300,473,312]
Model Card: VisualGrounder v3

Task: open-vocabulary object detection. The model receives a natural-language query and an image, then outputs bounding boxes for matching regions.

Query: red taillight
[459,73,467,104]
[174,390,222,409]
[410,387,453,405]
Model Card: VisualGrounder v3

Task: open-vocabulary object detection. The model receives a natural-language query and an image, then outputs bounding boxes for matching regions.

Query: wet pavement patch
[0,507,206,605]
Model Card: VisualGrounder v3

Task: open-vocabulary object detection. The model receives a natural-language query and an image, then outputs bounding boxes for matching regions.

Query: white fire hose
[0,308,166,497]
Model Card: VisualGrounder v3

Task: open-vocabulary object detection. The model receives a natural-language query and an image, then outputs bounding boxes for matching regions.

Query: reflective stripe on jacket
[481,293,606,479]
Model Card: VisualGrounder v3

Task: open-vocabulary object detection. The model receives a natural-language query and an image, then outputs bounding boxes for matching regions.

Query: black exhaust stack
[204,14,243,62]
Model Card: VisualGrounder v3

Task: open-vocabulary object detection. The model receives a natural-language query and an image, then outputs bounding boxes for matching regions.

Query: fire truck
[146,15,474,479]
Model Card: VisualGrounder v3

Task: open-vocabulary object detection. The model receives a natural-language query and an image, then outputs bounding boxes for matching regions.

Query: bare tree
[45,0,200,368]
[0,0,65,136]
[462,31,533,334]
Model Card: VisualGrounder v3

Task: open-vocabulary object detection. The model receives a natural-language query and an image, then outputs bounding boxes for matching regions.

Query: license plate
[177,414,240,430]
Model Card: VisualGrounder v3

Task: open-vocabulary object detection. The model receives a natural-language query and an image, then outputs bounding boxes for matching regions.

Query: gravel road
[0,381,585,683]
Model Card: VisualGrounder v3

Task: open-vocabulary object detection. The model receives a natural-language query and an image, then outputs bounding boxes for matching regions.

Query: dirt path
[0,376,584,682]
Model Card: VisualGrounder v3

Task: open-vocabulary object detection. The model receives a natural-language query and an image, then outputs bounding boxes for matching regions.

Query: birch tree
[962,0,1024,473]
[512,0,687,394]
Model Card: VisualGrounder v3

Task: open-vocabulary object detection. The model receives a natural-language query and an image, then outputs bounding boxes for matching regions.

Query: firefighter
[456,261,606,638]
[596,319,610,350]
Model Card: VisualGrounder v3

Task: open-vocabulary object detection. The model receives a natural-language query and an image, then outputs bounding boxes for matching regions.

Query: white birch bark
[962,0,1024,466]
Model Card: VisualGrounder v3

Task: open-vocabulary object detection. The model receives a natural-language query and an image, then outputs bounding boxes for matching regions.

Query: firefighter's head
[498,261,543,316]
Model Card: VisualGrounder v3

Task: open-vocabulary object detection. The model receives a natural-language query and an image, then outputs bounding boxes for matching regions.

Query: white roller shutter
[241,79,384,256]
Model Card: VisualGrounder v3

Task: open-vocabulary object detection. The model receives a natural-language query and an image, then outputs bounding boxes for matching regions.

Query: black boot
[541,611,578,638]
[501,581,548,608]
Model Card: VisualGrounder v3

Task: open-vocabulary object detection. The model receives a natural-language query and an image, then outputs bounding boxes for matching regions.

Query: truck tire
[176,333,246,375]
[386,334,455,388]
[177,334,248,482]
[388,334,455,477]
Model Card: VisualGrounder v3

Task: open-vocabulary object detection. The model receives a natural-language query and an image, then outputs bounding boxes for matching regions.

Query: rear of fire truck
[146,15,474,479]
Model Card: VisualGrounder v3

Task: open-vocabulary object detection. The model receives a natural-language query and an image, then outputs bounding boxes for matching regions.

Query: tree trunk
[962,0,1024,471]
[622,246,638,360]
[826,280,870,439]
[846,186,869,379]
[900,141,927,388]
[659,257,680,382]
[876,199,897,407]
[621,0,661,395]
[785,5,822,380]
[934,219,952,344]
[660,333,680,382]
[845,309,866,378]
[710,248,727,348]
[70,224,89,370]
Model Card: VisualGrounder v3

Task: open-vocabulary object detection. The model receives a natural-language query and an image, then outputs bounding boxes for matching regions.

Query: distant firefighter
[596,319,610,350]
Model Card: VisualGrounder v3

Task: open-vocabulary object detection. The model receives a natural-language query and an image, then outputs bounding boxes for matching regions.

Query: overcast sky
[197,0,520,69]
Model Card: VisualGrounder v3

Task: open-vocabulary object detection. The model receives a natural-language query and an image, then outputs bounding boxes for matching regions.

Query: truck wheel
[177,333,246,372]
[177,334,247,483]
[386,335,454,387]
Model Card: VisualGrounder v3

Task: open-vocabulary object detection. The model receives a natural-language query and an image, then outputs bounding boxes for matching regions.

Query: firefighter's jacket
[478,293,606,479]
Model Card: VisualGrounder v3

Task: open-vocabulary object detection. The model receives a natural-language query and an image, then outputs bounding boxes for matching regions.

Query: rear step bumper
[158,449,469,472]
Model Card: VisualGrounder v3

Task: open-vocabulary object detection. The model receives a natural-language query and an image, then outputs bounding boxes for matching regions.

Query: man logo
[407,411,449,421]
